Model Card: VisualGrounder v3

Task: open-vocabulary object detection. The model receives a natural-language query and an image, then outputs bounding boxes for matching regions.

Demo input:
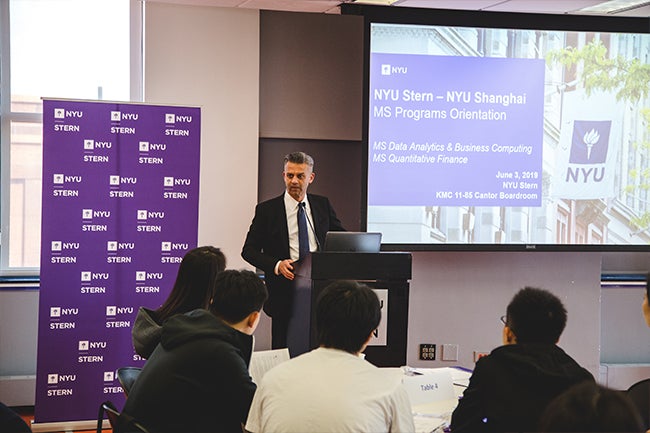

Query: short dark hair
[316,280,381,354]
[505,287,567,344]
[283,151,314,169]
[539,381,644,432]
[209,270,268,323]
[156,246,226,322]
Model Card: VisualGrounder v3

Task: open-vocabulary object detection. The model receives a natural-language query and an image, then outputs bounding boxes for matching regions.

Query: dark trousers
[271,314,289,351]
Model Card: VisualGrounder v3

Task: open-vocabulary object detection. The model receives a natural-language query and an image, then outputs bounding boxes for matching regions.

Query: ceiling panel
[146,0,650,16]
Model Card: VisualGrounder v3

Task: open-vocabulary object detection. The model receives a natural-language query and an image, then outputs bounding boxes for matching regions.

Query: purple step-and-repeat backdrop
[34,99,201,424]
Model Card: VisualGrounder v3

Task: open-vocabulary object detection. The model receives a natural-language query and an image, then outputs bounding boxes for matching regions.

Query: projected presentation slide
[366,22,650,248]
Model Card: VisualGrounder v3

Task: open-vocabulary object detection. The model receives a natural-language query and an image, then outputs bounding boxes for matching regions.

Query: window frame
[0,0,144,277]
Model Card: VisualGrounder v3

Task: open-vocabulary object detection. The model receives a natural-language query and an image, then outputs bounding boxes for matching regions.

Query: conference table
[400,366,471,433]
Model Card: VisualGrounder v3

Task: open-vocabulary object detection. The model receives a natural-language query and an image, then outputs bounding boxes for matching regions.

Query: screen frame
[342,3,650,252]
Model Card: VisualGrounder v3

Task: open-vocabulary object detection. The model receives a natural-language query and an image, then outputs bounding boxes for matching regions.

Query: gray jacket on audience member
[131,307,162,359]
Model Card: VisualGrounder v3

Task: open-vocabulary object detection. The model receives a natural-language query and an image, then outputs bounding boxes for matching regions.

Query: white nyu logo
[165,113,175,124]
[381,64,391,75]
[139,141,149,152]
[111,111,121,121]
[54,108,65,119]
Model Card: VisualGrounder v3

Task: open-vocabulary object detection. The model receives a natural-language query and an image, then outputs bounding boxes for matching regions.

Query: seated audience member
[123,269,268,433]
[450,287,594,433]
[132,246,226,358]
[0,402,31,433]
[538,381,644,432]
[245,280,415,433]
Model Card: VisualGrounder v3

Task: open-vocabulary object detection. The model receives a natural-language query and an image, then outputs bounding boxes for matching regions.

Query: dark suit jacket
[241,193,344,317]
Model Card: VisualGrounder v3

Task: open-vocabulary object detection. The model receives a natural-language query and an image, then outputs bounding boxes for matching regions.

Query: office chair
[627,378,650,429]
[117,366,142,397]
[96,400,151,433]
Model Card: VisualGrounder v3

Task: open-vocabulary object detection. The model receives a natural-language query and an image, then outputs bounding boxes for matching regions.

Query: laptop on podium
[323,231,382,253]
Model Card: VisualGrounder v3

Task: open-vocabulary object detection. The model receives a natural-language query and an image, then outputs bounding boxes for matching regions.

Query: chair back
[96,400,151,433]
[627,378,650,429]
[117,366,142,397]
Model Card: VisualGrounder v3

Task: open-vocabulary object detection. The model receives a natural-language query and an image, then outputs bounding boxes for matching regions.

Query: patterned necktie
[297,202,309,260]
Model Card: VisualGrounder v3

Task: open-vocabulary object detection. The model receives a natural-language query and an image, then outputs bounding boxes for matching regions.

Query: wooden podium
[289,252,411,367]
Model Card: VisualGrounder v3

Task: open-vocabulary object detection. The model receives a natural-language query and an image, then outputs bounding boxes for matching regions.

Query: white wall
[145,2,259,270]
[406,252,602,378]
[144,3,271,347]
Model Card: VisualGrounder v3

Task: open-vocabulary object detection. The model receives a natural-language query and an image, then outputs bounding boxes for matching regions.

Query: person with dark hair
[450,287,594,433]
[539,381,644,432]
[242,151,345,350]
[123,269,268,433]
[245,280,414,433]
[132,246,226,358]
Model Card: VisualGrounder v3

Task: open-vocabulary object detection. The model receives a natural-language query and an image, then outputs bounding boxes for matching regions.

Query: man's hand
[277,259,295,280]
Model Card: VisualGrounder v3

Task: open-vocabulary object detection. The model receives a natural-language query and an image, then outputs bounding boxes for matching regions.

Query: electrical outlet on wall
[442,344,459,361]
[474,351,489,362]
[419,344,436,360]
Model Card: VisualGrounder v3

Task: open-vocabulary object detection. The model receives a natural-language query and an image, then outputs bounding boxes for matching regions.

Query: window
[0,0,142,275]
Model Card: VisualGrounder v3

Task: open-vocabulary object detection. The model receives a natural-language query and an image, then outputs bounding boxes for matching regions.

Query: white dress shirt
[283,191,317,262]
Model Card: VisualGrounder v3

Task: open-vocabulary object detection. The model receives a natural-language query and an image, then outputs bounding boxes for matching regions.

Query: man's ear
[503,326,517,345]
[247,310,261,329]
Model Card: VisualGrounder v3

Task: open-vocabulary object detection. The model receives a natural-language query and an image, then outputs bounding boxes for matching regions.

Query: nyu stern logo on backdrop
[78,339,106,364]
[165,112,192,137]
[49,306,78,330]
[106,240,135,264]
[82,208,111,219]
[165,113,193,123]
[84,139,112,163]
[46,372,75,397]
[110,110,139,122]
[135,270,163,294]
[138,141,166,165]
[161,241,187,264]
[163,176,191,200]
[105,305,133,329]
[137,209,165,221]
[48,373,77,385]
[50,240,79,264]
[54,108,83,119]
[103,371,124,395]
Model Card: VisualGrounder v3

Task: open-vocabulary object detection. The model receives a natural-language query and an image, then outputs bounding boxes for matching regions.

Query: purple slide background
[368,53,545,207]
[34,100,200,424]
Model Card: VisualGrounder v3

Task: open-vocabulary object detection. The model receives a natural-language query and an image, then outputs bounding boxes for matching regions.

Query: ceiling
[147,0,650,16]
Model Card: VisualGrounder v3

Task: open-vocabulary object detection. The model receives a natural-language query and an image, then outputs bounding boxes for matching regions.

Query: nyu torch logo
[566,120,612,184]
[569,120,611,164]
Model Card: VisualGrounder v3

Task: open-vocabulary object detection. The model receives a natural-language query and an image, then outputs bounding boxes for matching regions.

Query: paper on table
[249,348,290,384]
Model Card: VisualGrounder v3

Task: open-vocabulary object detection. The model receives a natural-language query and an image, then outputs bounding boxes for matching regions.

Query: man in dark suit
[242,151,345,350]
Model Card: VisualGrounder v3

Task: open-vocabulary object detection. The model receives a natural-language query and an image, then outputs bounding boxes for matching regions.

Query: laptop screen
[323,232,382,253]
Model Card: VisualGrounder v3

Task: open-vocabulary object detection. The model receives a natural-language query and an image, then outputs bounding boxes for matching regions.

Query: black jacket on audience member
[122,309,256,433]
[450,343,594,433]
